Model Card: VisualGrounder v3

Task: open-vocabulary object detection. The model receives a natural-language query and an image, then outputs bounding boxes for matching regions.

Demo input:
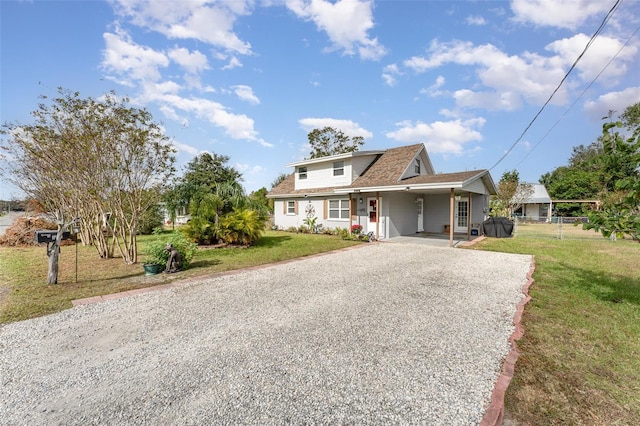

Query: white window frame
[298,166,307,180]
[414,159,421,174]
[328,199,349,220]
[333,161,345,176]
[286,201,296,215]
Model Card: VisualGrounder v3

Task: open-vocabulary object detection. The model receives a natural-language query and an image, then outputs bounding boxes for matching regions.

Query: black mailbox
[35,230,71,243]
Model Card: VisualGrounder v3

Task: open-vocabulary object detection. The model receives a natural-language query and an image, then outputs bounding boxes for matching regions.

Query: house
[267,143,496,246]
[514,184,552,221]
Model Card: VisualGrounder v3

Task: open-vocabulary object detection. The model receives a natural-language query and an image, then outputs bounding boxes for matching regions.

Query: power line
[515,23,640,168]
[488,0,623,172]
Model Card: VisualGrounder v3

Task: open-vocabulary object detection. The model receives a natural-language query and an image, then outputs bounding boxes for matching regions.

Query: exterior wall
[386,192,420,238]
[351,155,379,180]
[273,190,492,238]
[274,197,355,232]
[295,161,352,190]
[423,194,451,234]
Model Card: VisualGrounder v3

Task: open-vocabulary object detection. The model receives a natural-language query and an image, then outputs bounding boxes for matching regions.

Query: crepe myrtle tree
[1,88,175,282]
[491,170,533,217]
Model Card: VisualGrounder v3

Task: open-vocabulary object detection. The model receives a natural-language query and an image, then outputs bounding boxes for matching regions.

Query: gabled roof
[268,143,496,197]
[523,183,551,204]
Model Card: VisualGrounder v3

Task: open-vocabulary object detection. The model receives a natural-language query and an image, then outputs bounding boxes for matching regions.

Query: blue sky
[1,0,639,199]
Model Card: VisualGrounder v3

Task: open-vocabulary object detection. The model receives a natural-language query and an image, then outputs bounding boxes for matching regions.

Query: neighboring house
[267,143,496,244]
[514,184,552,221]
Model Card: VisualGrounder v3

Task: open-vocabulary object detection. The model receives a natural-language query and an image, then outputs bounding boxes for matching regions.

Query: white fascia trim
[267,192,336,199]
[334,182,464,193]
[286,150,386,168]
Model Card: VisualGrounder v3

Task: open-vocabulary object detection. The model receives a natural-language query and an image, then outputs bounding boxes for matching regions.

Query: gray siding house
[268,143,496,246]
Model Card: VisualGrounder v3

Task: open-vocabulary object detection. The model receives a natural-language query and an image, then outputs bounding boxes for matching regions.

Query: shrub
[350,224,363,235]
[219,208,267,246]
[137,204,165,235]
[144,233,198,268]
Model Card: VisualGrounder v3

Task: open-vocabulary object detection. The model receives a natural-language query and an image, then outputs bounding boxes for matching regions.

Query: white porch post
[467,192,472,240]
[449,188,454,247]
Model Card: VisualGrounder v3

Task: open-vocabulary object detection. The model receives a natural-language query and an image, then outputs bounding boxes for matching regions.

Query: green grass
[468,237,640,425]
[0,230,361,324]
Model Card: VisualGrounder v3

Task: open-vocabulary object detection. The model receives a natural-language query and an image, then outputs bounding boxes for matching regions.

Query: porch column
[349,193,353,230]
[467,192,472,240]
[376,191,380,238]
[449,188,454,247]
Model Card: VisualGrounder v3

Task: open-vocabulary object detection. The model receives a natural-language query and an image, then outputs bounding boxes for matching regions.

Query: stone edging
[480,256,535,426]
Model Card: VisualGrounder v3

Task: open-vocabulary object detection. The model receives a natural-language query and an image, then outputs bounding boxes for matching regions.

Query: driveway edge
[480,256,535,426]
[72,243,370,307]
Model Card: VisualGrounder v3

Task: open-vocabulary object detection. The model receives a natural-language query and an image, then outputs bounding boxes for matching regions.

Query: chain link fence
[513,216,606,241]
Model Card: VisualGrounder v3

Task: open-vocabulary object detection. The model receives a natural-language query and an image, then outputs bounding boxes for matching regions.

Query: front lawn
[0,231,362,324]
[468,237,640,425]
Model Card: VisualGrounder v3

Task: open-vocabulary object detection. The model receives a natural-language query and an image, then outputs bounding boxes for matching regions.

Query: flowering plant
[350,224,363,235]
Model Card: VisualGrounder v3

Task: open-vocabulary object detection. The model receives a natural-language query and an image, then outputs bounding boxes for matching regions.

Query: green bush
[144,233,198,268]
[219,208,267,245]
[137,204,165,235]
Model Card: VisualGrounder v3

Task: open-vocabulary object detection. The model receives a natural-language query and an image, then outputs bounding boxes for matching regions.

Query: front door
[416,198,424,232]
[367,197,378,236]
[454,197,468,233]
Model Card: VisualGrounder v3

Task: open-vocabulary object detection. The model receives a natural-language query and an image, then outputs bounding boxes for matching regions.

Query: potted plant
[143,233,198,275]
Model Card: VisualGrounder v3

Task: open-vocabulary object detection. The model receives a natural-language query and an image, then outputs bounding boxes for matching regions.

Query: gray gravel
[0,241,531,425]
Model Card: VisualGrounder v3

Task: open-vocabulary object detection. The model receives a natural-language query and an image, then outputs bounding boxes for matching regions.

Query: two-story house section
[268,143,496,245]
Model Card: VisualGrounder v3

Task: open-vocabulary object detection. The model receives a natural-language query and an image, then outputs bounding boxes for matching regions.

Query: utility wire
[515,23,640,167]
[488,0,623,172]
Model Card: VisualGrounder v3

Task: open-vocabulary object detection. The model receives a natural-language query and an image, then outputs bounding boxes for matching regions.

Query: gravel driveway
[0,241,531,425]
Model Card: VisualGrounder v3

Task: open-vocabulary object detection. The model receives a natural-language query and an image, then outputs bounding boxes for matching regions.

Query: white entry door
[367,197,378,236]
[454,197,469,233]
[416,198,424,232]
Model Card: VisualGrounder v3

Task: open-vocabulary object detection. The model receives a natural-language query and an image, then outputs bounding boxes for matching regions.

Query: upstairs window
[333,161,344,176]
[414,159,421,174]
[298,166,307,180]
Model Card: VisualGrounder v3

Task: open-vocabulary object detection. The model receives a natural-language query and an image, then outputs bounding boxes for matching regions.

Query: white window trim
[414,159,421,174]
[298,166,307,180]
[333,161,345,176]
[286,200,296,215]
[328,199,349,221]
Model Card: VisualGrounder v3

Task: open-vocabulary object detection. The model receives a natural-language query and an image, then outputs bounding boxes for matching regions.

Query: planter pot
[143,263,163,276]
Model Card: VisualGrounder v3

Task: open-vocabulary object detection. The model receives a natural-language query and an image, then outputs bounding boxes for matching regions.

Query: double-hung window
[328,199,349,219]
[414,159,421,174]
[298,166,307,180]
[287,201,296,215]
[333,161,344,176]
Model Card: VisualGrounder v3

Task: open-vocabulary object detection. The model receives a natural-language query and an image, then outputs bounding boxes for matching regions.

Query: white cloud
[465,15,487,26]
[298,118,373,139]
[545,33,637,82]
[286,0,387,60]
[404,39,571,109]
[221,56,243,70]
[382,63,400,87]
[583,86,640,120]
[235,163,265,174]
[419,75,446,97]
[510,0,611,30]
[232,85,260,105]
[137,83,272,147]
[110,0,252,54]
[385,118,486,154]
[168,47,210,74]
[173,140,200,156]
[102,29,169,83]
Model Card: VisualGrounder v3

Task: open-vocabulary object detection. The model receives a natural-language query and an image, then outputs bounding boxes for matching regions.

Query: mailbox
[35,230,71,243]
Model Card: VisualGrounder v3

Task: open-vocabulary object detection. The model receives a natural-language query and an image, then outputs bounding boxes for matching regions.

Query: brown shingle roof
[348,143,422,187]
[267,144,492,197]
